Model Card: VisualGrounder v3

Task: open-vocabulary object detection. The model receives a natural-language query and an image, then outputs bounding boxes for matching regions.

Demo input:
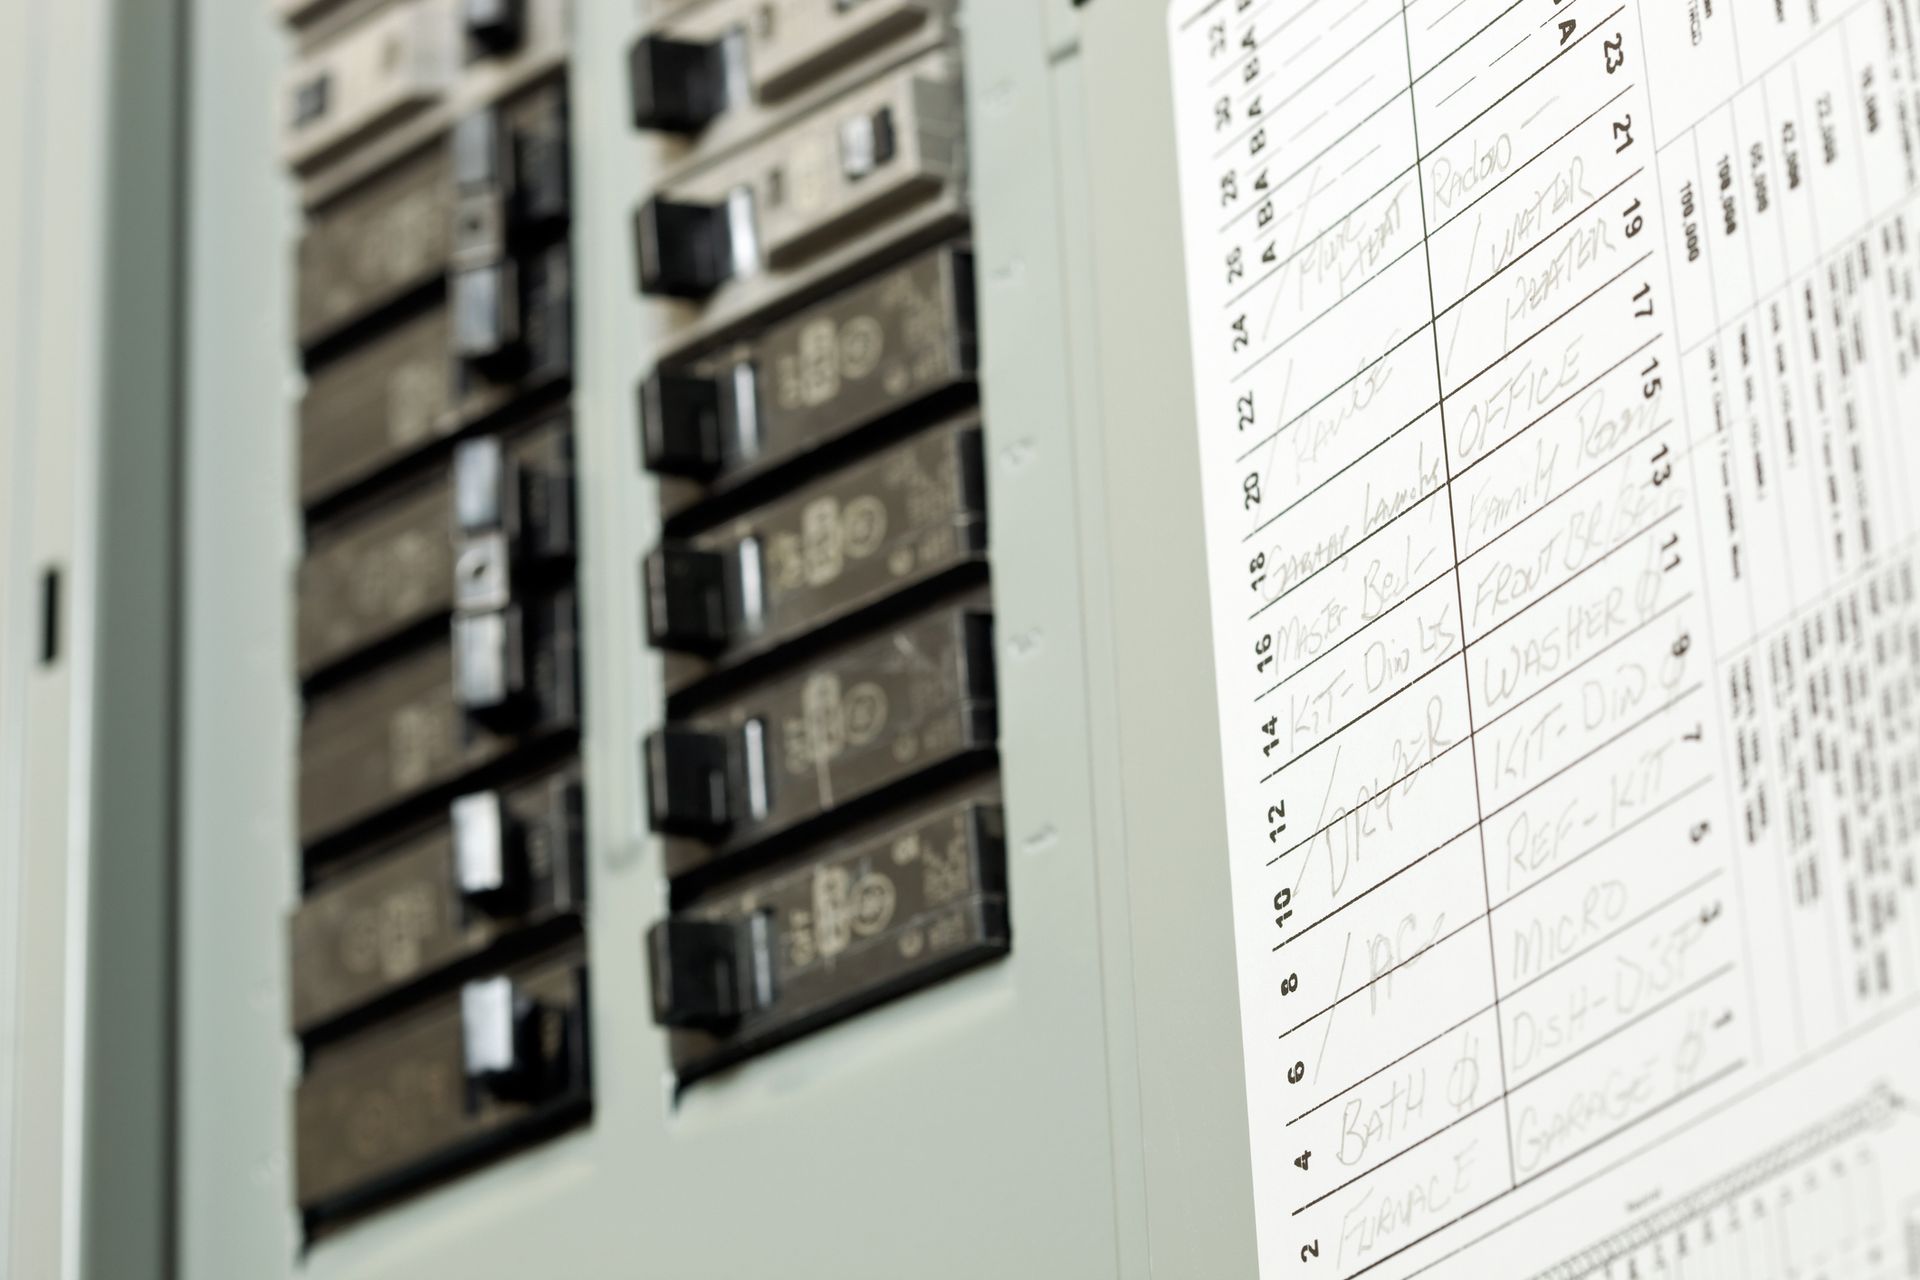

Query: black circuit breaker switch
[647,916,770,1031]
[453,607,529,729]
[635,197,732,299]
[454,436,577,565]
[514,444,577,564]
[460,976,545,1103]
[870,106,898,168]
[451,261,524,374]
[629,35,727,134]
[638,369,724,478]
[451,790,526,914]
[644,729,732,839]
[451,111,506,218]
[839,107,898,180]
[643,546,731,654]
[463,0,524,55]
[454,98,568,235]
[514,124,569,230]
[454,436,507,533]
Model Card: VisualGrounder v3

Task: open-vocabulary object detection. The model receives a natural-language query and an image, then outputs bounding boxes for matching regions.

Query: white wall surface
[0,0,106,1273]
[0,0,178,1275]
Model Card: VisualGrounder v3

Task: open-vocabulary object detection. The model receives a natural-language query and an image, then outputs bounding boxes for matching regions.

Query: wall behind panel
[1,0,182,1276]
[0,1,38,1264]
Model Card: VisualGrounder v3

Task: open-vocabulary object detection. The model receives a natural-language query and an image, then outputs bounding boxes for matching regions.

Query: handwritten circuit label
[1168,0,1920,1274]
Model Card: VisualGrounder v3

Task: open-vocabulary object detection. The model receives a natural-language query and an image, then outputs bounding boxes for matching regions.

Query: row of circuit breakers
[275,0,1004,1234]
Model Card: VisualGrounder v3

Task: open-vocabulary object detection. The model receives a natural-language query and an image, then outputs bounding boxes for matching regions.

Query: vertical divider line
[1393,0,1519,1190]
[160,0,193,1272]
[1623,0,1764,1071]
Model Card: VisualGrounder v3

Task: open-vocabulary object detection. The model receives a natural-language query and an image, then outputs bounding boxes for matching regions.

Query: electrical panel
[172,0,1246,1276]
[256,0,1014,1245]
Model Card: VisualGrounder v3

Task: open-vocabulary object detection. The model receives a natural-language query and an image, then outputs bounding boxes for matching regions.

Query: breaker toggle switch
[629,35,728,134]
[638,369,725,478]
[514,125,569,230]
[643,546,733,654]
[451,261,524,375]
[452,436,577,552]
[462,0,525,55]
[839,106,898,180]
[455,434,510,532]
[644,728,734,840]
[635,197,732,299]
[460,976,547,1103]
[450,790,527,914]
[453,606,529,730]
[647,915,771,1031]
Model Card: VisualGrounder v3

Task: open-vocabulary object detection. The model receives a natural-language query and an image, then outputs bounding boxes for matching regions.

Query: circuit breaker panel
[265,0,1016,1238]
[276,0,589,1231]
[176,1,1179,1276]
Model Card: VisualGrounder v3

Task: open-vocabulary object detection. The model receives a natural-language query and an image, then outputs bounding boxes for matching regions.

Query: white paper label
[1168,1,1920,1275]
